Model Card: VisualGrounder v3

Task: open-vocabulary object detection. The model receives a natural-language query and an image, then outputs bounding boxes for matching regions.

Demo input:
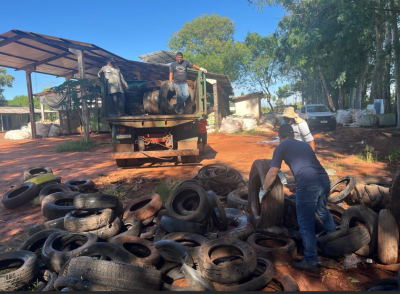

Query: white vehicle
[299,104,336,131]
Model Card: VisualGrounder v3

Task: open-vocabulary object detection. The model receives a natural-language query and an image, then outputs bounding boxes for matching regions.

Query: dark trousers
[111,92,126,116]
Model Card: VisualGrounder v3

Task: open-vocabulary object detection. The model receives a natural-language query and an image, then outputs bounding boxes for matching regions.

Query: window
[307,105,330,113]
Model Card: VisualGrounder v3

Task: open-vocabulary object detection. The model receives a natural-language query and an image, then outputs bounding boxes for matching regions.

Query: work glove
[168,81,174,91]
[277,170,288,185]
[199,67,207,74]
[259,188,271,202]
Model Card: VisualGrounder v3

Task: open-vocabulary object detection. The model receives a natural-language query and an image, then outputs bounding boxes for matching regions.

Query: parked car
[298,104,336,131]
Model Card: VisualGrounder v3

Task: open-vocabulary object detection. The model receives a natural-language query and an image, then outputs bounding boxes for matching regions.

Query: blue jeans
[174,83,189,111]
[296,178,336,265]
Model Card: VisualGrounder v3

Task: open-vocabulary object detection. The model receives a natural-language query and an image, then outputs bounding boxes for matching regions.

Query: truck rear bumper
[111,150,199,159]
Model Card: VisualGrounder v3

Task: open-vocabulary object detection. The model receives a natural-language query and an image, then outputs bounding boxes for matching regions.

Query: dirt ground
[1,125,400,291]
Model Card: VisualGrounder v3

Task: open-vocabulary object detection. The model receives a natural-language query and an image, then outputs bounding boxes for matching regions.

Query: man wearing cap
[281,106,315,151]
[98,57,129,116]
[260,124,336,274]
[169,52,207,114]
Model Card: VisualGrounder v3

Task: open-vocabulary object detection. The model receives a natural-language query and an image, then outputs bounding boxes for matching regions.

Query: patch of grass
[356,145,378,163]
[53,138,96,153]
[386,148,400,165]
[19,279,41,291]
[153,181,179,203]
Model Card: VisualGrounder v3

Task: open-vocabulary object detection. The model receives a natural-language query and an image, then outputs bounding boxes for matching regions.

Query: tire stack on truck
[1,164,400,291]
[124,80,196,115]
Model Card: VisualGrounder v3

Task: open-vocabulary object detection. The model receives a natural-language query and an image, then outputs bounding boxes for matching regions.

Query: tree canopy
[0,67,15,106]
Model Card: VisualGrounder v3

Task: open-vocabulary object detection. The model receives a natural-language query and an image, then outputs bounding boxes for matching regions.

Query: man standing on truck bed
[98,57,129,116]
[169,52,207,114]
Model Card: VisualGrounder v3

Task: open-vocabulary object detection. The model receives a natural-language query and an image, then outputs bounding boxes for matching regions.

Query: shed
[0,106,55,131]
[231,91,264,122]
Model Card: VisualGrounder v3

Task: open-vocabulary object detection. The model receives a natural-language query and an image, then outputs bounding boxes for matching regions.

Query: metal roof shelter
[0,106,56,114]
[138,50,177,64]
[0,29,234,136]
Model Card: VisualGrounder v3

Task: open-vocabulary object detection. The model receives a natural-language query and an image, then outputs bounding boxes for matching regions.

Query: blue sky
[0,0,288,106]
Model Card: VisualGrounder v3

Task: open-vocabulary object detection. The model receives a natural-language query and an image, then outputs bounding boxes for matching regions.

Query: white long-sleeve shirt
[98,64,128,94]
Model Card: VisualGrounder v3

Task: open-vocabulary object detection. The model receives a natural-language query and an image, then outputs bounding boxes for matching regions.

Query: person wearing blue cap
[260,123,335,275]
[98,57,129,116]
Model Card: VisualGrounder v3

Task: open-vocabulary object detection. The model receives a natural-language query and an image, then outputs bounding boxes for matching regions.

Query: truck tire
[143,90,161,114]
[123,193,162,220]
[227,187,249,211]
[328,176,356,203]
[248,159,284,229]
[23,167,53,181]
[377,209,399,265]
[64,209,115,232]
[1,182,39,209]
[0,250,39,291]
[159,215,206,235]
[322,226,370,256]
[159,83,176,114]
[116,159,127,167]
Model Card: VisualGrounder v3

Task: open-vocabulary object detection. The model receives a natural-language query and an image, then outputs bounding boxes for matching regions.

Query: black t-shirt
[270,138,328,186]
[169,60,193,84]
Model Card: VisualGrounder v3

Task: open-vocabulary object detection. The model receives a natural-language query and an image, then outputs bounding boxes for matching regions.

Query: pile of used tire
[124,79,196,115]
[1,163,400,291]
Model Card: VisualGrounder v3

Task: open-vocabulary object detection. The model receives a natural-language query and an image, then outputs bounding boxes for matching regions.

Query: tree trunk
[390,0,400,128]
[318,65,336,111]
[355,54,369,109]
[350,88,355,109]
[383,19,392,113]
[370,0,385,104]
[338,87,345,110]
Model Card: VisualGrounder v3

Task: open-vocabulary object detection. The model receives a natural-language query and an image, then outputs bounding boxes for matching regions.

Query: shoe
[292,260,320,274]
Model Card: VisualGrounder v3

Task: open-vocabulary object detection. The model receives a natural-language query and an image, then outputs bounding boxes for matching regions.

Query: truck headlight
[308,116,317,120]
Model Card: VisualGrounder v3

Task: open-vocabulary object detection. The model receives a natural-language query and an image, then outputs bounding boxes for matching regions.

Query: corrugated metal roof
[0,29,234,94]
[138,50,177,64]
[0,107,57,114]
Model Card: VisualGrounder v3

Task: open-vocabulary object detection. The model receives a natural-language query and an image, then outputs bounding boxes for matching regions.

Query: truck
[100,71,207,167]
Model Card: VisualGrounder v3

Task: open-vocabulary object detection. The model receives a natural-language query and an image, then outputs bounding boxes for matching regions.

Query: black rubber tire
[159,215,206,235]
[218,208,255,240]
[377,209,399,265]
[198,237,257,284]
[64,208,115,232]
[23,167,53,181]
[111,235,161,268]
[208,190,228,231]
[143,90,161,114]
[316,226,349,248]
[39,269,57,291]
[108,216,142,243]
[227,187,249,211]
[246,233,297,265]
[162,232,208,264]
[29,217,65,236]
[138,80,164,92]
[262,268,300,291]
[159,82,177,114]
[64,179,95,192]
[368,278,399,291]
[37,177,62,190]
[322,226,371,256]
[166,183,212,223]
[328,176,356,203]
[19,228,61,255]
[248,159,284,229]
[0,250,39,291]
[42,231,98,273]
[213,257,275,291]
[357,176,393,186]
[85,216,121,240]
[1,182,39,209]
[180,262,216,291]
[139,222,159,240]
[389,170,400,229]
[54,276,121,291]
[340,205,378,256]
[73,193,119,210]
[153,240,194,266]
[41,192,80,220]
[64,256,163,291]
[123,193,162,221]
[38,184,71,204]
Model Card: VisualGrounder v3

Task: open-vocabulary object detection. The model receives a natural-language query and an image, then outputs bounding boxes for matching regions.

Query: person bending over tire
[260,124,335,274]
[98,57,129,117]
[197,114,208,155]
[281,106,315,152]
[168,52,207,114]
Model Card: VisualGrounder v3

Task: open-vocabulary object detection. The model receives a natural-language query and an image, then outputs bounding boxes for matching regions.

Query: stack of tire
[1,166,63,209]
[125,79,195,115]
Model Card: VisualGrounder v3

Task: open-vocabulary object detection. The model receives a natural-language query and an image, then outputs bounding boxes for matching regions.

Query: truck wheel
[116,159,127,167]
[182,156,197,163]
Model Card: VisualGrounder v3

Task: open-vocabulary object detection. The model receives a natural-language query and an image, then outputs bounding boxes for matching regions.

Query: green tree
[8,95,41,108]
[168,13,245,81]
[0,67,14,106]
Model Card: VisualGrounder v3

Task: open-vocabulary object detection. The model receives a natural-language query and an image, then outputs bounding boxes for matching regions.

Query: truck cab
[100,71,207,167]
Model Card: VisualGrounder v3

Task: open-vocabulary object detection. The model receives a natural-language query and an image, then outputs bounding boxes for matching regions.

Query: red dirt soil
[0,125,399,291]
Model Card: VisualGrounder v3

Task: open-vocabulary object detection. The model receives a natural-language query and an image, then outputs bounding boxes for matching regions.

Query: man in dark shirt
[169,52,207,114]
[261,124,336,274]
